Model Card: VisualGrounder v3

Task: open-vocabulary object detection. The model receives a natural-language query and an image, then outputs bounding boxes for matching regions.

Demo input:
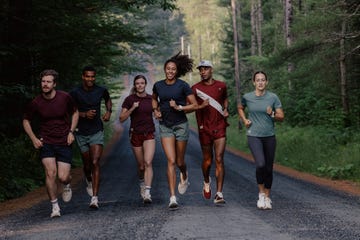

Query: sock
[145,186,151,195]
[51,199,59,209]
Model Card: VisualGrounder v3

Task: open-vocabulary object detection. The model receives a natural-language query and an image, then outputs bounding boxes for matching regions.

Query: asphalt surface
[0,121,360,240]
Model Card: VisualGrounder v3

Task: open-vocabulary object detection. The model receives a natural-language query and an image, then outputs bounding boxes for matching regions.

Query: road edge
[226,146,360,197]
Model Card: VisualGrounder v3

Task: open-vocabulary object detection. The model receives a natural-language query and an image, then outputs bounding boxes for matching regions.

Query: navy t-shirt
[70,84,111,136]
[152,79,193,127]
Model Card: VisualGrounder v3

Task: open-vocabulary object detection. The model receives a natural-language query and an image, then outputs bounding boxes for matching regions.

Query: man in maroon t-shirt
[191,60,229,204]
[23,69,79,218]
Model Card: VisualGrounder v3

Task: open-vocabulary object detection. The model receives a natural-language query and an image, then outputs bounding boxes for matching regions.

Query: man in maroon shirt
[23,69,79,218]
[191,60,229,204]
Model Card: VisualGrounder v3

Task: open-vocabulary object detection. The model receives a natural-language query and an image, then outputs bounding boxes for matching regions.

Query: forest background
[0,0,359,202]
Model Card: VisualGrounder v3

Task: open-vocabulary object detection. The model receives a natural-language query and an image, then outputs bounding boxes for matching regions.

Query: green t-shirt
[241,91,282,137]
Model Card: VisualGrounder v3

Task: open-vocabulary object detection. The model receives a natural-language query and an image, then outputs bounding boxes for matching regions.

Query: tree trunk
[231,0,241,104]
[256,0,263,56]
[339,19,350,125]
[284,0,294,89]
[250,0,256,56]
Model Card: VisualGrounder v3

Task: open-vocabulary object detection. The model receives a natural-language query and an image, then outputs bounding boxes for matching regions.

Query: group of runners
[23,53,284,218]
[23,66,112,217]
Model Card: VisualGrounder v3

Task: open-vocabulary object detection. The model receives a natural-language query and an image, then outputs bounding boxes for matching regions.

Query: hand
[132,101,139,109]
[32,137,43,149]
[67,132,75,145]
[202,99,210,108]
[102,111,111,122]
[153,108,162,120]
[86,109,97,119]
[244,119,252,128]
[223,108,229,118]
[169,99,177,109]
[266,106,273,115]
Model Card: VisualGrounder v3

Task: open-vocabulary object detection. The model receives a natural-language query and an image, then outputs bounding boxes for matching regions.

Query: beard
[42,88,54,96]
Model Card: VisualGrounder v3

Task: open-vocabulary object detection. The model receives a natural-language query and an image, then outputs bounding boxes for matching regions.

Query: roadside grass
[224,115,360,182]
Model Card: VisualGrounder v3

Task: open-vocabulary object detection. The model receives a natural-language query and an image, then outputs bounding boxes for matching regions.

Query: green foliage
[0,0,181,203]
[225,116,360,182]
[275,125,360,181]
[0,135,44,201]
[317,164,355,180]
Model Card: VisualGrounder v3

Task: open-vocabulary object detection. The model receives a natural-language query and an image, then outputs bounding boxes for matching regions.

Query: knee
[92,157,100,166]
[144,161,152,168]
[45,169,57,179]
[58,174,70,184]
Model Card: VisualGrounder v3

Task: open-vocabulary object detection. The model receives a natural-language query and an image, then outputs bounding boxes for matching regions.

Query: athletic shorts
[159,121,189,141]
[130,132,155,147]
[199,128,226,146]
[75,131,104,153]
[40,143,72,164]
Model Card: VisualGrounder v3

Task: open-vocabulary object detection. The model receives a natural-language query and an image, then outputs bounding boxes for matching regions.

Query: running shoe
[85,178,93,197]
[264,197,272,210]
[202,177,211,199]
[89,196,99,209]
[62,184,72,202]
[168,196,178,210]
[257,193,266,209]
[50,206,61,218]
[214,192,226,204]
[143,192,152,204]
[178,171,190,195]
[140,181,146,199]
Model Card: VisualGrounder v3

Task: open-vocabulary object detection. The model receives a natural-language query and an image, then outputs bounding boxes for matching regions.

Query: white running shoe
[178,171,190,195]
[143,192,152,204]
[62,184,72,202]
[86,179,93,197]
[89,196,99,209]
[257,193,266,209]
[50,206,61,218]
[168,196,178,210]
[214,192,226,204]
[264,197,272,210]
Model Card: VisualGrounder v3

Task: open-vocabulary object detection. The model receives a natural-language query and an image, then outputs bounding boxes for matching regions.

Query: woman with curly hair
[152,52,198,210]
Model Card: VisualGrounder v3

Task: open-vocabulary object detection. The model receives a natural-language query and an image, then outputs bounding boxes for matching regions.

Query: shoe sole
[143,198,152,204]
[89,204,99,210]
[50,212,61,218]
[62,197,72,203]
[169,205,179,211]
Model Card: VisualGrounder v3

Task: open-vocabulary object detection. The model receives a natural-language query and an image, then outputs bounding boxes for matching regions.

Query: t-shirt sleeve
[183,81,193,96]
[273,94,282,109]
[122,96,132,109]
[102,88,111,102]
[67,93,77,114]
[152,83,158,96]
[241,96,247,107]
[23,101,36,120]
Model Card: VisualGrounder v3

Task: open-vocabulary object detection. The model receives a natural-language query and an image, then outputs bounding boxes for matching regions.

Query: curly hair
[164,52,194,78]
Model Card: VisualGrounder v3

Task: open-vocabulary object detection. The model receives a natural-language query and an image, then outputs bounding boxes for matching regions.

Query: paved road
[1,121,360,240]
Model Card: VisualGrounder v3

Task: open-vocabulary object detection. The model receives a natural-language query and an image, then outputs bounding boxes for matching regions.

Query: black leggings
[247,136,276,189]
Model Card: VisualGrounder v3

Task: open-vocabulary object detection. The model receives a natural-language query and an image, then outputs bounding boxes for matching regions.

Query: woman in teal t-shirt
[238,71,284,210]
